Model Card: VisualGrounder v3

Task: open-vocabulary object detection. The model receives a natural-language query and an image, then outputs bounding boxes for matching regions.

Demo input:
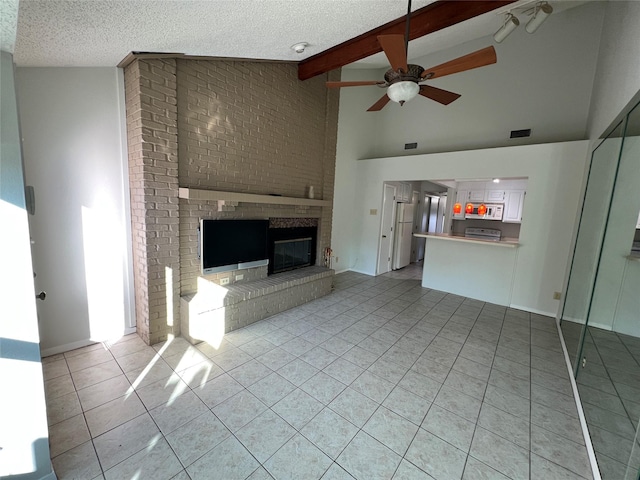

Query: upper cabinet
[459,188,506,203]
[452,179,527,223]
[485,190,506,203]
[397,182,412,203]
[503,190,526,223]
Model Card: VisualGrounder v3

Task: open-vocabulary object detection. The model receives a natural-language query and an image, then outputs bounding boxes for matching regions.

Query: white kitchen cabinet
[453,189,468,219]
[403,183,412,202]
[397,182,411,202]
[485,190,506,202]
[503,190,526,223]
[468,190,485,202]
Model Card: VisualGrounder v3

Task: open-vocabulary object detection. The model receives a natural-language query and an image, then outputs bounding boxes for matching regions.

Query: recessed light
[291,42,309,54]
[493,178,500,183]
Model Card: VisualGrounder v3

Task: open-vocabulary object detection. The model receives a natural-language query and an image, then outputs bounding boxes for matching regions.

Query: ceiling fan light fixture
[387,81,420,105]
[526,2,553,34]
[493,13,520,43]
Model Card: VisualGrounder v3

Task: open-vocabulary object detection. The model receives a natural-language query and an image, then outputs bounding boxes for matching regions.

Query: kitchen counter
[413,233,519,248]
[415,232,520,306]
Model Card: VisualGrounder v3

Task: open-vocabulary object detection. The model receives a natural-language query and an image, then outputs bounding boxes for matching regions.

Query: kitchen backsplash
[452,219,521,238]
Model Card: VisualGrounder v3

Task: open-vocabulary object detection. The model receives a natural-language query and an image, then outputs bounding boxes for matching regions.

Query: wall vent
[404,142,418,150]
[510,129,532,138]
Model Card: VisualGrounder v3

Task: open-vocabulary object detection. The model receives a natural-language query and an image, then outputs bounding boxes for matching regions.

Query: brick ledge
[182,266,334,307]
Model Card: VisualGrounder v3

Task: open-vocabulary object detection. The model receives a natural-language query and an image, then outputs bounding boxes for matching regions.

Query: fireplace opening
[273,237,312,273]
[268,224,317,275]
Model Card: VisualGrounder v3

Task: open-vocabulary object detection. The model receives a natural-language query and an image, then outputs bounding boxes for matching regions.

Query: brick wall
[124,59,181,345]
[124,56,339,345]
[176,60,339,295]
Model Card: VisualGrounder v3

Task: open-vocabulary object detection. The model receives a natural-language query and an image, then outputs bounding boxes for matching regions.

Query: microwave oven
[465,203,504,220]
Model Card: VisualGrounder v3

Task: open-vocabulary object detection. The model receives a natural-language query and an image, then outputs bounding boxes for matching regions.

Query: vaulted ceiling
[6,0,576,69]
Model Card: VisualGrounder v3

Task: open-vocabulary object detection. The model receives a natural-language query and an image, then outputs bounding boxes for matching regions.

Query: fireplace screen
[273,237,312,273]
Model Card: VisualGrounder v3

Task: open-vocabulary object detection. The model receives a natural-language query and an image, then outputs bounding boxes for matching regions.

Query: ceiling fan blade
[377,35,408,73]
[367,94,391,112]
[326,81,382,88]
[421,46,497,79]
[419,85,461,105]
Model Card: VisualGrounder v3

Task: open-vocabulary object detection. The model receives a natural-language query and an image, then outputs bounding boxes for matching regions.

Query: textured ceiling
[0,0,18,52]
[9,0,586,68]
[12,0,431,66]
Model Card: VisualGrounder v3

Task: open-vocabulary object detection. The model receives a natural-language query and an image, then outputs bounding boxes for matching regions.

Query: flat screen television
[199,219,269,274]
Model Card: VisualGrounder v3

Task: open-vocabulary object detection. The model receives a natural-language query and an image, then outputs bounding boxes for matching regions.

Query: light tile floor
[43,265,594,480]
[562,322,640,480]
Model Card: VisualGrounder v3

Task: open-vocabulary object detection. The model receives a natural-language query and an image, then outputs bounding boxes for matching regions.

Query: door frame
[377,183,397,275]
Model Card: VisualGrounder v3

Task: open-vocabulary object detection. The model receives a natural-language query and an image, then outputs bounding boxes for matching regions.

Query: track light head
[526,2,553,34]
[493,13,520,43]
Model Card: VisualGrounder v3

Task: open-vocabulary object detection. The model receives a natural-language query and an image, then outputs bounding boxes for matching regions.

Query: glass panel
[273,237,312,273]
[586,102,640,480]
[559,121,624,371]
[560,101,640,480]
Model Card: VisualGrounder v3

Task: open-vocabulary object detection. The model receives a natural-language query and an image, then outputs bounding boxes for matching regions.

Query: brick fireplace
[123,57,339,345]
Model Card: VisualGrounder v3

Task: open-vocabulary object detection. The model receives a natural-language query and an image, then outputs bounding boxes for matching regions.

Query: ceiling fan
[326,1,497,111]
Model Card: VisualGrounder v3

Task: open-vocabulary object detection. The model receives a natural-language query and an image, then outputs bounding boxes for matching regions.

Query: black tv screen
[200,219,269,273]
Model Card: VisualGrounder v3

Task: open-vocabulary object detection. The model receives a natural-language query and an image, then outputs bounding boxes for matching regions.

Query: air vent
[510,129,532,139]
[404,142,418,150]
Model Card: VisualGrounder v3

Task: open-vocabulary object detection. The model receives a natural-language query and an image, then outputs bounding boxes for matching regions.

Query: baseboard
[348,268,375,276]
[555,319,602,480]
[508,304,558,318]
[41,466,57,480]
[560,317,613,332]
[333,268,350,274]
[40,326,137,357]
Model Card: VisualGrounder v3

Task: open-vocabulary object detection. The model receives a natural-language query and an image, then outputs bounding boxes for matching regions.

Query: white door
[18,68,136,354]
[377,184,397,275]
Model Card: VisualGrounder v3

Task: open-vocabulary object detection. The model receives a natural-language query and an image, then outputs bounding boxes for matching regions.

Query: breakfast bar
[413,233,520,306]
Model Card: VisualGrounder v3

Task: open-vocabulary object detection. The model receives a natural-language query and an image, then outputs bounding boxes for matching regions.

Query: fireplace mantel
[178,187,331,208]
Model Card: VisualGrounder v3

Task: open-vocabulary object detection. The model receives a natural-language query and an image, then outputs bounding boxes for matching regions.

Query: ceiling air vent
[404,142,418,150]
[510,129,532,139]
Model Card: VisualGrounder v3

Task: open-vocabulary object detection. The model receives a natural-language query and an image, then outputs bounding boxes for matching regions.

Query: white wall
[16,67,135,354]
[360,2,603,158]
[0,51,55,480]
[587,1,640,139]
[350,141,589,316]
[331,69,380,273]
[332,1,604,271]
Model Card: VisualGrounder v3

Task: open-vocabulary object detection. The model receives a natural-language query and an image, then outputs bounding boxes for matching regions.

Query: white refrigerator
[393,202,415,270]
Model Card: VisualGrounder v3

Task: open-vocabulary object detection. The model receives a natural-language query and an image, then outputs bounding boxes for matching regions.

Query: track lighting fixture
[526,2,553,34]
[493,13,520,43]
[493,2,553,44]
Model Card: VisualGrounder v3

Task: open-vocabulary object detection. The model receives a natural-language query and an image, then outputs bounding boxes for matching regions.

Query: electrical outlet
[236,274,244,281]
[370,209,378,215]
[553,291,561,300]
[220,277,230,285]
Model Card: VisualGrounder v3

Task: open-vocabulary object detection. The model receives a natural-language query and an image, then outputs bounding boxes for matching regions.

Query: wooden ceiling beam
[298,0,515,81]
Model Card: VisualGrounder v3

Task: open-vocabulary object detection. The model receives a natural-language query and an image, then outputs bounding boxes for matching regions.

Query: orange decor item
[465,203,474,214]
[478,204,487,216]
[453,203,462,214]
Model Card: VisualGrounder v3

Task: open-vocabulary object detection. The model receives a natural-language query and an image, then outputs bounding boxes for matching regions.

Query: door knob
[36,291,46,301]
[382,235,387,238]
